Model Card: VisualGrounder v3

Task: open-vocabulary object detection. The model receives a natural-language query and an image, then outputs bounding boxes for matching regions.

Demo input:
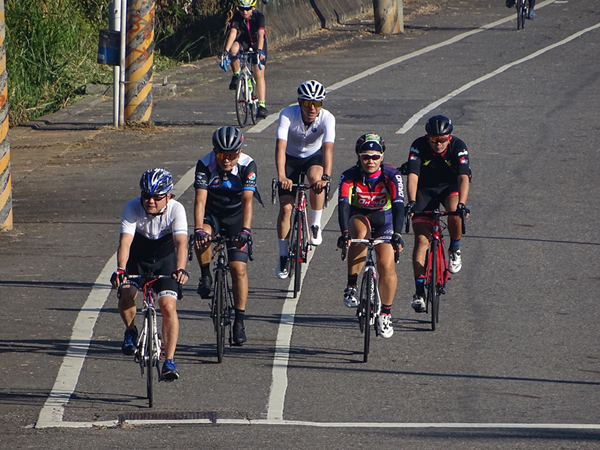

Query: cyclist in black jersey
[110,168,189,381]
[192,126,259,345]
[403,115,471,313]
[506,0,536,19]
[221,0,269,118]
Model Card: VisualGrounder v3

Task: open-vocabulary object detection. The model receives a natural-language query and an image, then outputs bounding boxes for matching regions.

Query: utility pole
[125,0,155,123]
[373,0,403,35]
[0,0,12,231]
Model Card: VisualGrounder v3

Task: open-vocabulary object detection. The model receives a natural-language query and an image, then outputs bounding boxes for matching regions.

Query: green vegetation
[5,0,234,127]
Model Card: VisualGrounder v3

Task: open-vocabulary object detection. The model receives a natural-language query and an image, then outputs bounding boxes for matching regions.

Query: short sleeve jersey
[193,152,258,217]
[276,105,336,159]
[230,10,266,48]
[405,136,470,189]
[120,198,188,261]
[338,164,405,212]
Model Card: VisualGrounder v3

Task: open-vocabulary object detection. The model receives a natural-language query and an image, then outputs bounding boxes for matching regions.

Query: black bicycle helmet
[212,126,244,152]
[140,168,173,196]
[297,80,326,101]
[425,115,454,136]
[355,133,386,154]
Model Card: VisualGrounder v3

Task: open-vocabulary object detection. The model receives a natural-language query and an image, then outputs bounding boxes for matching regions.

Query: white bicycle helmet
[297,80,326,101]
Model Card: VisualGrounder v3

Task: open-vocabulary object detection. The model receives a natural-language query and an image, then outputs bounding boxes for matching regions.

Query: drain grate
[118,411,217,424]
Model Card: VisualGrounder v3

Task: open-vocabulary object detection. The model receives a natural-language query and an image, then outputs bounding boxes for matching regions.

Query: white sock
[278,239,288,257]
[311,209,323,228]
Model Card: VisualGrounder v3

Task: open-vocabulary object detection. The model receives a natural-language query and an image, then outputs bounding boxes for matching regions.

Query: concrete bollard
[0,0,12,231]
[373,0,403,35]
[125,0,154,123]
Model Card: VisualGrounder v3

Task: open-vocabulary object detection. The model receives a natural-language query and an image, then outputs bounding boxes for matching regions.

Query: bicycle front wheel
[236,74,249,127]
[146,311,155,407]
[291,211,303,298]
[249,76,258,125]
[517,1,526,30]
[428,240,439,331]
[214,269,226,363]
[362,269,374,362]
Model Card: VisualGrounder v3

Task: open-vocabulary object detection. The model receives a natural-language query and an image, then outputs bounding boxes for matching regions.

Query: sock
[381,304,392,316]
[347,274,358,287]
[279,239,288,257]
[233,71,241,77]
[200,264,211,278]
[258,100,266,107]
[234,309,245,324]
[449,239,460,252]
[311,209,323,228]
[415,276,425,295]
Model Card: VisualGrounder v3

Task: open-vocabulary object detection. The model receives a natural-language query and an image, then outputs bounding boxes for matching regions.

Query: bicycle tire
[363,268,374,362]
[293,211,304,298]
[429,240,439,331]
[517,0,526,30]
[146,311,154,407]
[249,76,258,125]
[214,269,226,363]
[235,74,248,128]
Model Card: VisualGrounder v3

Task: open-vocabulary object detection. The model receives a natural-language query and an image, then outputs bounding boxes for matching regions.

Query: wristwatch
[321,174,331,181]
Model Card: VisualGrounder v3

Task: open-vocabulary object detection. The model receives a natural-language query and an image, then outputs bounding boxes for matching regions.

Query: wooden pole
[0,0,12,231]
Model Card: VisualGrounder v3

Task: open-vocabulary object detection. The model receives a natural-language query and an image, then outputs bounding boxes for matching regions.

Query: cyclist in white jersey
[110,168,189,381]
[274,80,335,279]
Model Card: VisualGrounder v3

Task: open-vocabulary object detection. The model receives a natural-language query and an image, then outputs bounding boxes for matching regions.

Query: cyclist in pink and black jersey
[337,134,405,339]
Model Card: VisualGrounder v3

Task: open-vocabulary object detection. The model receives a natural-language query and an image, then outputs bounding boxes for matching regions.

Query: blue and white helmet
[140,168,173,196]
[297,80,326,101]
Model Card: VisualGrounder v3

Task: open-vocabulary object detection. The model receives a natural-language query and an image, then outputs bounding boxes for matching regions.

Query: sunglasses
[429,135,452,144]
[141,193,167,201]
[301,100,322,109]
[239,6,252,11]
[215,151,240,161]
[359,153,382,161]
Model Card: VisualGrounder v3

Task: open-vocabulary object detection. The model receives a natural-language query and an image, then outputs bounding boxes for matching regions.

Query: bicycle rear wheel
[362,269,374,362]
[214,270,226,363]
[428,240,439,331]
[146,311,155,407]
[249,76,258,125]
[236,74,248,128]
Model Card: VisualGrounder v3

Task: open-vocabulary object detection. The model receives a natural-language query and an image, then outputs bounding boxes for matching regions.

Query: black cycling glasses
[239,6,252,11]
[141,193,167,201]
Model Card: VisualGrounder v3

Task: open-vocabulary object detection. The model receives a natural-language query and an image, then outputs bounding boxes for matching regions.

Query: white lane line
[396,20,600,134]
[35,171,196,429]
[247,0,555,135]
[56,418,600,429]
[267,194,337,420]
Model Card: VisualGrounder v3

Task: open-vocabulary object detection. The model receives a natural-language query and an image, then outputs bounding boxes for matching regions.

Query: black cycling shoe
[197,275,212,299]
[257,106,269,119]
[232,321,247,346]
[229,74,239,91]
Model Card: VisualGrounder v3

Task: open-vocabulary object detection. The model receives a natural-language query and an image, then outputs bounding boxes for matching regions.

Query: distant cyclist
[221,0,269,118]
[110,168,189,381]
[193,126,259,345]
[338,134,405,338]
[275,80,335,279]
[403,115,471,313]
[506,0,536,19]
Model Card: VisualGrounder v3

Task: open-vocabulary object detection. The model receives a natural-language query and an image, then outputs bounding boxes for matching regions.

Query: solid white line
[266,194,337,420]
[396,20,600,134]
[247,0,556,135]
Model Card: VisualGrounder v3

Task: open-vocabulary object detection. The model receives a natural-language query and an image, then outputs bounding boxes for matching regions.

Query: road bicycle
[516,0,528,30]
[406,210,465,331]
[272,172,329,298]
[341,238,397,363]
[120,273,171,408]
[189,234,253,362]
[219,50,262,128]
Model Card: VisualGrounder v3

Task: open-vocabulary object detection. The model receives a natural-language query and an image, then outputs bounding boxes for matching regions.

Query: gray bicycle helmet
[212,126,244,152]
[140,168,173,195]
[355,133,386,154]
[425,115,453,136]
[297,80,326,101]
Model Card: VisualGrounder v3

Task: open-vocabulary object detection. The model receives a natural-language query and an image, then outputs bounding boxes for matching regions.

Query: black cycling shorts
[204,211,249,264]
[125,254,180,297]
[239,40,267,65]
[278,149,323,198]
[349,209,393,239]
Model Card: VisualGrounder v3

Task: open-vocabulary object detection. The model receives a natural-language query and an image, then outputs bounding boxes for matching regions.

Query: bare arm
[276,139,292,190]
[172,233,189,284]
[241,190,254,230]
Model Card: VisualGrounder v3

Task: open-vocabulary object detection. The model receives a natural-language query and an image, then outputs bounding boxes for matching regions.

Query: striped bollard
[125,0,154,123]
[373,0,402,35]
[0,0,12,231]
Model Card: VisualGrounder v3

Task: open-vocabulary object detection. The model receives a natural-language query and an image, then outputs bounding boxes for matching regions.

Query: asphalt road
[2,0,600,448]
